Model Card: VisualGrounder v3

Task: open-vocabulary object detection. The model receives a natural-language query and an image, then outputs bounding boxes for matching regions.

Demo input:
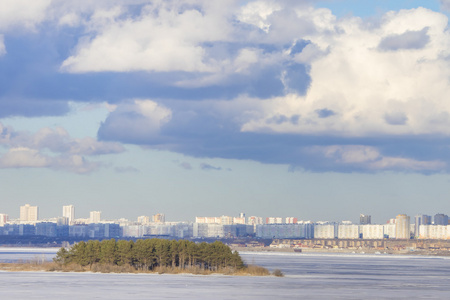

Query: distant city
[0,205,449,240]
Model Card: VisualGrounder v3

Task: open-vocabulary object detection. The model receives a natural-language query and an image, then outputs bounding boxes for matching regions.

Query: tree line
[54,239,246,271]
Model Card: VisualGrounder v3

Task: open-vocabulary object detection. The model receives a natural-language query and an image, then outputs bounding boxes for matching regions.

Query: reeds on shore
[0,261,282,276]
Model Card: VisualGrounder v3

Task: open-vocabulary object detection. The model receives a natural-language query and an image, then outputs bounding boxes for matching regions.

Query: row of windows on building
[2,220,450,240]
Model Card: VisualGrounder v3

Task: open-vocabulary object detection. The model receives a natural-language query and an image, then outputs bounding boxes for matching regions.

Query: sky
[1,0,450,224]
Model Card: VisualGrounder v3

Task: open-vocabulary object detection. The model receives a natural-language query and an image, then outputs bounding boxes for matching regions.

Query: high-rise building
[63,205,75,225]
[20,204,38,222]
[220,215,233,225]
[285,217,298,224]
[360,214,371,225]
[0,214,8,226]
[266,217,283,224]
[233,217,246,224]
[152,213,165,223]
[137,216,150,224]
[434,213,449,225]
[415,214,431,237]
[395,214,410,239]
[89,211,101,224]
[247,216,263,226]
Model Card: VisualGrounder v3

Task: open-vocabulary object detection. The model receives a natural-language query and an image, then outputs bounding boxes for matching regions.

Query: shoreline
[231,246,450,257]
[0,262,277,276]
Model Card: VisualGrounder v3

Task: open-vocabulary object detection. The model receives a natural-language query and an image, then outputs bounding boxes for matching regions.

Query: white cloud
[241,7,450,137]
[0,0,51,31]
[0,147,50,168]
[312,145,445,171]
[98,99,173,143]
[0,147,99,173]
[0,122,124,173]
[61,1,235,73]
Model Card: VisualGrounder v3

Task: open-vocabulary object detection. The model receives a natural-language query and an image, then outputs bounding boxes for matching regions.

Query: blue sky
[1,0,450,223]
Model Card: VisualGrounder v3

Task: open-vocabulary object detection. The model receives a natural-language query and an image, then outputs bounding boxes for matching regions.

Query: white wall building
[419,225,449,239]
[233,217,246,224]
[152,213,165,223]
[247,216,263,226]
[137,216,150,224]
[361,224,385,239]
[89,211,101,224]
[266,217,283,224]
[338,225,360,239]
[19,204,38,223]
[395,214,410,239]
[195,217,221,224]
[0,214,8,226]
[314,224,337,239]
[63,205,75,225]
[383,224,396,239]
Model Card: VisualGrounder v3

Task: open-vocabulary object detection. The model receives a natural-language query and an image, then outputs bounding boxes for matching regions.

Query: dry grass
[0,262,276,277]
[272,269,284,277]
[238,264,271,276]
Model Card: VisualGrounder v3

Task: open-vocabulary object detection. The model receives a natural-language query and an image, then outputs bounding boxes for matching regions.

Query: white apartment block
[247,216,263,226]
[256,224,314,239]
[89,211,101,223]
[383,224,396,239]
[285,217,298,224]
[419,225,449,239]
[361,224,385,239]
[195,217,221,224]
[266,217,283,224]
[0,214,8,226]
[314,224,337,239]
[338,225,360,239]
[195,215,239,225]
[395,214,410,239]
[152,213,165,223]
[233,217,246,224]
[20,204,38,223]
[137,216,150,224]
[63,205,75,225]
[220,215,233,225]
[193,223,224,238]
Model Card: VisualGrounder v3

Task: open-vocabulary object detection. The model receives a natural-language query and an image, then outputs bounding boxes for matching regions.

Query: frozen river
[1,248,450,299]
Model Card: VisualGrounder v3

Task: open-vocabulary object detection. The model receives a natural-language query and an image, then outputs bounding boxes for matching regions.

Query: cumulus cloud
[61,1,236,73]
[98,99,172,144]
[378,27,430,51]
[0,122,124,173]
[0,147,50,168]
[3,1,450,174]
[93,5,450,173]
[58,0,318,94]
[0,0,51,31]
[313,145,445,172]
[241,8,450,137]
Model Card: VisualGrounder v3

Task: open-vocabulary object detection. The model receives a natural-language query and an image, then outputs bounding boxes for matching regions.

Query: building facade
[63,205,75,225]
[395,214,410,239]
[89,211,101,224]
[20,204,38,223]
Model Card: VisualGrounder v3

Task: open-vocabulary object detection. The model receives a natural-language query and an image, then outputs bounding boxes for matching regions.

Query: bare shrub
[272,269,284,277]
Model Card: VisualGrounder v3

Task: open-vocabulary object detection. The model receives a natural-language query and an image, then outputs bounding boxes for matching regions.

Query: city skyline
[3,203,450,240]
[2,204,450,227]
[2,1,450,223]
